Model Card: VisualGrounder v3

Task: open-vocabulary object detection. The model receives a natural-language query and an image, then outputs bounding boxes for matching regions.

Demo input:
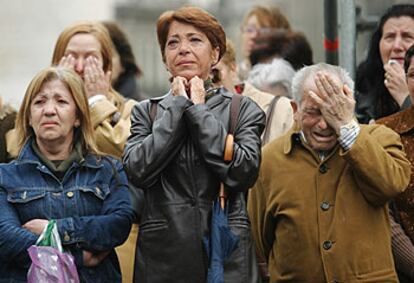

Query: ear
[290,100,298,113]
[211,47,220,66]
[290,101,300,122]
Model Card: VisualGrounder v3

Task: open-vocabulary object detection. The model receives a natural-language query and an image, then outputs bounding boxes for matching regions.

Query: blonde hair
[51,21,125,109]
[243,5,291,30]
[15,67,99,155]
[220,40,237,69]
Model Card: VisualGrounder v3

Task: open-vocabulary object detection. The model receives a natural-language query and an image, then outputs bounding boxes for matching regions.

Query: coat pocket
[78,184,110,200]
[225,215,260,283]
[7,189,46,203]
[7,189,47,221]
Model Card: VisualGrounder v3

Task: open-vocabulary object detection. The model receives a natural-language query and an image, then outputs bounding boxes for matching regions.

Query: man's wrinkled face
[294,77,338,151]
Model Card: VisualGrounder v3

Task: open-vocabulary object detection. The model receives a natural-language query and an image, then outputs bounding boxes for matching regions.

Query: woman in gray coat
[123,6,265,283]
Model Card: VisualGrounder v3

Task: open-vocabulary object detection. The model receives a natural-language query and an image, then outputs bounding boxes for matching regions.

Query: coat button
[64,234,70,241]
[319,164,329,174]
[66,191,74,198]
[323,240,333,250]
[321,202,330,211]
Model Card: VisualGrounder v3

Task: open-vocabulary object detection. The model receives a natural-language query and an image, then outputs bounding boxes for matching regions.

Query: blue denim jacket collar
[17,138,103,170]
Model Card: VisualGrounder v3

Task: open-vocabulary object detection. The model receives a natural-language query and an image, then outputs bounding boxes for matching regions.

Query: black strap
[149,101,158,124]
[262,96,280,145]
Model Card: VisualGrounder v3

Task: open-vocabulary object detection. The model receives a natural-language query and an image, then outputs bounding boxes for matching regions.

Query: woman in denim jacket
[0,67,134,283]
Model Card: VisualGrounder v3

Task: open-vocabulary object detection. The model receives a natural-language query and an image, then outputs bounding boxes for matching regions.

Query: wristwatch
[339,120,359,137]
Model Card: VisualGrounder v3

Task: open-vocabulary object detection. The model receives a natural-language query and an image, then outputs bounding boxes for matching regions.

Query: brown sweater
[377,106,414,281]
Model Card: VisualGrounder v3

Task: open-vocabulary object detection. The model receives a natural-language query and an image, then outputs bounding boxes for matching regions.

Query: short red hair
[156,6,226,63]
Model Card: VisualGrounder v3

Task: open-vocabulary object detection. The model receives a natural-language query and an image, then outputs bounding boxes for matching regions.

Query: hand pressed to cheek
[59,54,76,70]
[84,56,111,98]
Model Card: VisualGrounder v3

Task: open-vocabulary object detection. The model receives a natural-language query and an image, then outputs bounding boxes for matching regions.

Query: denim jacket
[0,139,134,283]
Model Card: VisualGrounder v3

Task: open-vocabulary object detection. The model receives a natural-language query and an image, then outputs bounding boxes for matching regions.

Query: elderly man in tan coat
[248,63,411,282]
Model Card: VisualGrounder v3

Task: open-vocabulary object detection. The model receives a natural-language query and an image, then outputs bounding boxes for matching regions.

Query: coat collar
[283,123,302,155]
[17,137,102,169]
[282,122,340,158]
[156,87,231,111]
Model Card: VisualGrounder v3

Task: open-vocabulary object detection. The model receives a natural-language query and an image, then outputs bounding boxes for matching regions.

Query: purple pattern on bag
[27,246,79,283]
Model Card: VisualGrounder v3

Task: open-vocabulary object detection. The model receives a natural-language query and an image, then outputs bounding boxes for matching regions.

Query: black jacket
[123,88,265,283]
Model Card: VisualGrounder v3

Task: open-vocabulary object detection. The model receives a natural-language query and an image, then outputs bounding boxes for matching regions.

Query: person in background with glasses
[238,5,291,80]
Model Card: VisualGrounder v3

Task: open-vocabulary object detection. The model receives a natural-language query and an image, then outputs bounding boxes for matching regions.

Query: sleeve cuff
[88,94,106,108]
[56,217,77,245]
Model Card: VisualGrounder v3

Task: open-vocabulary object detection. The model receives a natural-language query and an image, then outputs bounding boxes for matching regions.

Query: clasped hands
[59,54,111,99]
[171,76,206,104]
[308,72,355,135]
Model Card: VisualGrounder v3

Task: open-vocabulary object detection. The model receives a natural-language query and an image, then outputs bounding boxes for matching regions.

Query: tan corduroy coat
[248,123,411,282]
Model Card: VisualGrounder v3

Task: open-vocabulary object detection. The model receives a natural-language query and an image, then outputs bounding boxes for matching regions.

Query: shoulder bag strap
[262,95,281,145]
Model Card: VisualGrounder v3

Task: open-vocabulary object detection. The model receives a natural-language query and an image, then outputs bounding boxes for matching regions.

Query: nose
[317,117,329,130]
[178,40,191,55]
[43,100,57,116]
[74,58,85,76]
[392,36,403,51]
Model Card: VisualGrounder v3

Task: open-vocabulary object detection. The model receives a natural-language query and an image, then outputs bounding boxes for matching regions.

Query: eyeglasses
[241,26,274,35]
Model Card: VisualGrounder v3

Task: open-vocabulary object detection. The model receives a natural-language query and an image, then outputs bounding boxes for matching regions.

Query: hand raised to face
[171,76,206,104]
[308,72,355,134]
[189,76,205,105]
[384,61,410,106]
[171,76,189,99]
[58,54,76,70]
[83,56,111,99]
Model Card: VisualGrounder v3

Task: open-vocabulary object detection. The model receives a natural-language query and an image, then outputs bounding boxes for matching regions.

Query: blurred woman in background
[238,4,291,80]
[102,21,145,102]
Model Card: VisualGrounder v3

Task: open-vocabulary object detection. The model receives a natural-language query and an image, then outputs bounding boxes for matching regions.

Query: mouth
[41,122,59,127]
[312,131,336,142]
[389,57,405,65]
[177,61,195,66]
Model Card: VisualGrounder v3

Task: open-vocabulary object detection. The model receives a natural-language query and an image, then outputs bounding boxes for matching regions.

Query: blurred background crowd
[0,0,407,107]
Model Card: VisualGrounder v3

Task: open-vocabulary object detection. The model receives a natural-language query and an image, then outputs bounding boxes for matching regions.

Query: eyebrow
[168,32,202,38]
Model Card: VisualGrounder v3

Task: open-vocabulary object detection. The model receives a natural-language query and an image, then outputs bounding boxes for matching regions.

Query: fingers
[84,56,110,98]
[171,76,189,98]
[314,72,344,105]
[343,84,353,97]
[189,76,206,104]
[308,90,324,106]
[58,54,75,69]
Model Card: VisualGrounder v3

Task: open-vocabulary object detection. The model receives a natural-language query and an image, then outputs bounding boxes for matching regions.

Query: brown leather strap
[224,94,242,162]
[229,94,242,135]
[262,95,280,145]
